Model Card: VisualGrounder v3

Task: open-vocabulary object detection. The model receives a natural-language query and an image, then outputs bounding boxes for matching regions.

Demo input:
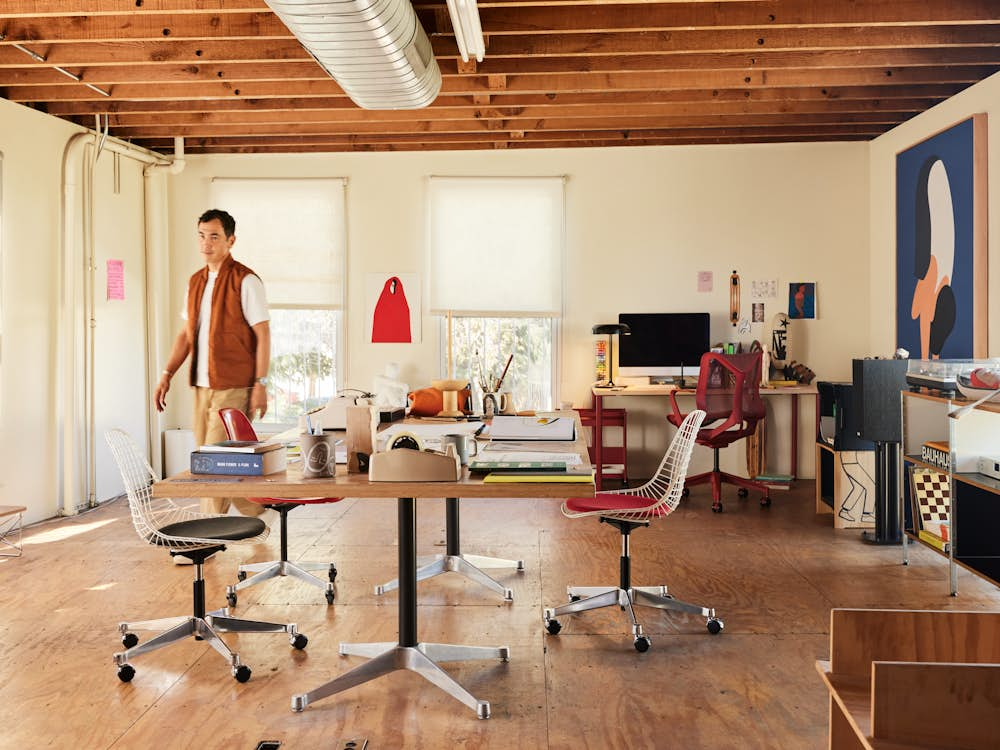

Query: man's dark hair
[198,209,236,238]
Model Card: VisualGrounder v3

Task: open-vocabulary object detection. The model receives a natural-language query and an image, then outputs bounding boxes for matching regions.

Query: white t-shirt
[182,272,269,388]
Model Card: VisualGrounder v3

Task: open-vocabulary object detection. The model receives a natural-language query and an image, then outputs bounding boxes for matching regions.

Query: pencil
[494,354,514,392]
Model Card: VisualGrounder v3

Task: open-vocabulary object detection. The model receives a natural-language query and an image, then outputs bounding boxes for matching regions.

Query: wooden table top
[153,413,595,500]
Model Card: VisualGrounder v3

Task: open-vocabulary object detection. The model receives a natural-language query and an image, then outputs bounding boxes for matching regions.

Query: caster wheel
[760,496,772,507]
[634,636,651,653]
[569,594,581,602]
[707,618,724,635]
[121,632,139,649]
[117,664,135,683]
[545,619,562,635]
[226,591,237,608]
[325,590,335,605]
[737,488,749,498]
[291,633,308,650]
[233,665,252,683]
[682,487,690,498]
[712,504,724,513]
[237,571,247,582]
[328,565,338,583]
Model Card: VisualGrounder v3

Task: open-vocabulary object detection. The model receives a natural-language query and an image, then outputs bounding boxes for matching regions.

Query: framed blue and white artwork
[896,114,987,359]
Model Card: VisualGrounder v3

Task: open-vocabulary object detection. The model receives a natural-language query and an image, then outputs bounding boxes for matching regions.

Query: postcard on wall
[697,271,713,292]
[752,302,765,323]
[365,273,421,343]
[751,279,778,299]
[788,282,816,319]
[107,259,125,301]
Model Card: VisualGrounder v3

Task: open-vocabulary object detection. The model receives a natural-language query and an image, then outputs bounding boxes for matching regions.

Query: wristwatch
[255,377,269,386]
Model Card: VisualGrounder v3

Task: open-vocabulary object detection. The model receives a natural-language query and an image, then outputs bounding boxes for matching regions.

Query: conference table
[153,419,594,719]
[591,382,819,490]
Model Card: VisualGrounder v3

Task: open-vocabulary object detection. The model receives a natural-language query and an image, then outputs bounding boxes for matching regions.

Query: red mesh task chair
[668,351,769,513]
[543,410,723,653]
[218,408,340,606]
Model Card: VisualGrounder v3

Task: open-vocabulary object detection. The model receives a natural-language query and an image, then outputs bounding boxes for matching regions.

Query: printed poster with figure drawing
[365,273,421,344]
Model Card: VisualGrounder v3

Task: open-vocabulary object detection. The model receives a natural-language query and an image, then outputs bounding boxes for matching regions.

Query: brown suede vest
[186,254,259,389]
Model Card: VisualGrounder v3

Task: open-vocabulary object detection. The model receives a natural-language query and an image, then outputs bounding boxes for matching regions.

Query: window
[428,176,564,411]
[211,178,346,426]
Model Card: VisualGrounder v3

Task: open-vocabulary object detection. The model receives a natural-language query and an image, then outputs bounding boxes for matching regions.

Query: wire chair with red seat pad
[218,407,340,607]
[542,410,724,652]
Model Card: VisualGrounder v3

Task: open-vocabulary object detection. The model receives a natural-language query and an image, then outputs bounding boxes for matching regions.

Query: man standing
[154,208,272,524]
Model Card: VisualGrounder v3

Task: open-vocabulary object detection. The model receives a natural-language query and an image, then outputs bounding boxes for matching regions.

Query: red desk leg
[791,393,798,480]
[594,393,604,492]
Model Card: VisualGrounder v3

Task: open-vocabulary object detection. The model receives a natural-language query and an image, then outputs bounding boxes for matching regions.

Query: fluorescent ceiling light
[265,0,441,109]
[445,0,485,63]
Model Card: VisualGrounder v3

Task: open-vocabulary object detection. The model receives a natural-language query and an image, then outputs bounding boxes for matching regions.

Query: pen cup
[440,433,479,466]
[301,431,337,478]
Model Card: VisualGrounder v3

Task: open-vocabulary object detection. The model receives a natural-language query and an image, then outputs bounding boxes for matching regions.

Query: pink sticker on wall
[107,259,125,301]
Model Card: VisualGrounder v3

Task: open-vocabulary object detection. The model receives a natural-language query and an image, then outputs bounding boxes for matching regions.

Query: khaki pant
[192,386,265,517]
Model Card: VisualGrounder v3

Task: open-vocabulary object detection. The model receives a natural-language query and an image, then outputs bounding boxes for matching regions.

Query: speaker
[817,381,873,451]
[852,359,908,443]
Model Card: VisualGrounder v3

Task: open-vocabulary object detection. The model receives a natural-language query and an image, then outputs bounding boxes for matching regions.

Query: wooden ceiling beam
[40,84,962,115]
[103,111,909,138]
[1,26,996,69]
[7,64,993,101]
[132,122,888,149]
[0,1,269,16]
[4,47,998,86]
[425,2,1000,33]
[86,97,936,128]
[0,13,290,43]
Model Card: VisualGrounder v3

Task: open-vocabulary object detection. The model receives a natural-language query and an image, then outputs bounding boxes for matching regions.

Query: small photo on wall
[752,302,765,323]
[788,282,816,319]
[366,273,422,343]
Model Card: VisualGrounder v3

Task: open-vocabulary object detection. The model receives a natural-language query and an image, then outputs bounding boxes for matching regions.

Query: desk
[591,383,819,491]
[153,430,593,719]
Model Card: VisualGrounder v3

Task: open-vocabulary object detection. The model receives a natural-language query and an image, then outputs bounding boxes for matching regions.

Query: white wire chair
[544,410,725,652]
[105,429,306,684]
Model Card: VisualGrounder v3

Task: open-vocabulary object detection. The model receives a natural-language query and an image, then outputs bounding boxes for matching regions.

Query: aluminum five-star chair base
[543,518,723,652]
[114,550,306,683]
[375,498,523,602]
[292,641,509,719]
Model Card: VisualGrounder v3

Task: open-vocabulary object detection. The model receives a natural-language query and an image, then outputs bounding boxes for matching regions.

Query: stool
[0,505,27,557]
[576,407,628,487]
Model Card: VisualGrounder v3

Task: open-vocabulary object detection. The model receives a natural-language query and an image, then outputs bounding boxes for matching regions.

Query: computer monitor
[617,312,711,381]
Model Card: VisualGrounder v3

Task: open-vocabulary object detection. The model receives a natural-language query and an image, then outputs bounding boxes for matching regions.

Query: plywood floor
[2,483,998,749]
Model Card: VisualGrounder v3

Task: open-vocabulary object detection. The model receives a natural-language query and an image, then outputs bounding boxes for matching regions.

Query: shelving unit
[900,390,1000,594]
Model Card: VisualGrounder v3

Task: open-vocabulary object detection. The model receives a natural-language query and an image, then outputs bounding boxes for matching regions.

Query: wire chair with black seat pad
[668,350,770,513]
[104,429,307,684]
[543,410,723,653]
[218,408,340,607]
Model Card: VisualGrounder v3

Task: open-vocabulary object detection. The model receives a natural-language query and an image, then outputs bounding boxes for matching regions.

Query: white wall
[166,142,870,479]
[0,99,151,524]
[869,71,1000,358]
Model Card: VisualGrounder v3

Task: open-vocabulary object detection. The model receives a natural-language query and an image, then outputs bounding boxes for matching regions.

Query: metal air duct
[266,0,441,110]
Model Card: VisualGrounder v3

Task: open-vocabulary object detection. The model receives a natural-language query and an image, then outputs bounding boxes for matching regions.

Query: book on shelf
[191,448,287,476]
[920,440,951,471]
[199,439,283,454]
[918,528,950,552]
[469,460,574,473]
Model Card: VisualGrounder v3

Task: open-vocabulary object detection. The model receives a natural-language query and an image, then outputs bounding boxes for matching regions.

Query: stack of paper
[488,416,575,441]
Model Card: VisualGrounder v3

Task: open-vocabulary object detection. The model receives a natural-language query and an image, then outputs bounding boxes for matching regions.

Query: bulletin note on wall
[697,271,713,292]
[107,259,125,301]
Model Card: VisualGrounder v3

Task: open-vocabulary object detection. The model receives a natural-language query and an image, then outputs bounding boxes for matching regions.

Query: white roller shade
[428,176,564,316]
[210,178,346,308]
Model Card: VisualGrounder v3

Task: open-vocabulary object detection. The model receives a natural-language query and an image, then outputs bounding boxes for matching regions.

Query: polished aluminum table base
[375,497,523,602]
[376,553,522,601]
[228,560,335,598]
[292,641,509,719]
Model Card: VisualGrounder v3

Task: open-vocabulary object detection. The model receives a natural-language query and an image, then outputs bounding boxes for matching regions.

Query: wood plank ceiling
[1,1,999,154]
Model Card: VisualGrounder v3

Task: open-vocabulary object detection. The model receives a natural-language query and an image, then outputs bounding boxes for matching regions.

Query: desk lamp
[593,323,631,388]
